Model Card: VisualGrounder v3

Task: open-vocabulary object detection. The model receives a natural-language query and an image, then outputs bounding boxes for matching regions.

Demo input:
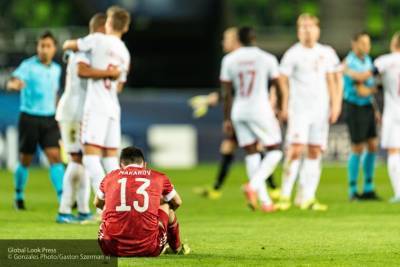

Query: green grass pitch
[1,163,400,266]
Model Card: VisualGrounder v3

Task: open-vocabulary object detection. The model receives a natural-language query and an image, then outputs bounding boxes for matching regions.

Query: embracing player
[56,13,121,223]
[221,26,288,212]
[374,32,400,202]
[63,6,131,199]
[95,146,190,256]
[277,13,342,211]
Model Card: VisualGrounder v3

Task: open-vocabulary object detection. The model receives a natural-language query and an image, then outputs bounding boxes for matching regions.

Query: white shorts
[81,112,121,149]
[59,121,82,154]
[381,115,400,149]
[286,115,329,148]
[232,115,282,148]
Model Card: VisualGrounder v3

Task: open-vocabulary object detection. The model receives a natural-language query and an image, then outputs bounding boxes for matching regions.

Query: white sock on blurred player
[300,158,321,203]
[58,161,81,214]
[76,167,91,214]
[83,155,106,193]
[281,159,301,198]
[249,150,282,204]
[102,157,119,174]
[245,153,261,181]
[388,153,400,198]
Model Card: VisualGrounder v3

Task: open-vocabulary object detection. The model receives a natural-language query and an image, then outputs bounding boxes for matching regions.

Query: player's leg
[297,120,327,210]
[14,113,40,210]
[81,112,107,193]
[299,145,327,211]
[361,137,379,199]
[277,117,307,210]
[247,119,283,211]
[102,117,121,174]
[382,117,400,202]
[388,148,400,202]
[345,102,364,200]
[213,138,237,191]
[40,116,65,202]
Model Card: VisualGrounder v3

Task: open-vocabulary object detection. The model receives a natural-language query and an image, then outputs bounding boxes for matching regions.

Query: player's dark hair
[238,26,256,46]
[120,146,145,165]
[352,31,369,41]
[38,31,57,45]
[89,13,106,33]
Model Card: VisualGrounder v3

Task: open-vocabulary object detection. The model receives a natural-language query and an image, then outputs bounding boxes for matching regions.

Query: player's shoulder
[320,44,336,54]
[375,53,391,62]
[52,61,62,71]
[257,47,278,62]
[22,56,38,65]
[149,168,168,178]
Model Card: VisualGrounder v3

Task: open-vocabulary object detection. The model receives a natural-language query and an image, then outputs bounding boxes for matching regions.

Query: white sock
[245,153,261,181]
[388,153,400,198]
[300,158,321,203]
[102,157,119,174]
[58,161,80,214]
[76,167,91,214]
[83,155,106,194]
[281,159,301,198]
[249,150,283,205]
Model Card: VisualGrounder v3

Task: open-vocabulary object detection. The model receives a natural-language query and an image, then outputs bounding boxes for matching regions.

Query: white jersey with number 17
[220,46,279,121]
[374,52,400,119]
[77,32,130,120]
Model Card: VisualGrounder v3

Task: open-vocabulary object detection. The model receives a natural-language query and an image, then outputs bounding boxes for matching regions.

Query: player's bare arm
[326,72,340,124]
[94,195,105,209]
[355,83,377,97]
[77,62,120,80]
[168,192,182,211]
[6,77,25,91]
[222,81,233,136]
[62,40,78,51]
[276,75,289,122]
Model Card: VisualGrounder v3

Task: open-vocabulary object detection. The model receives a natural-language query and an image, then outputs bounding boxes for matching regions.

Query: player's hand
[207,92,219,107]
[223,120,233,137]
[108,66,121,80]
[6,78,25,91]
[329,106,341,124]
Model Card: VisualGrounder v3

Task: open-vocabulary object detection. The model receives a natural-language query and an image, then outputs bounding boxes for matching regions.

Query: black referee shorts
[344,101,377,144]
[18,112,61,154]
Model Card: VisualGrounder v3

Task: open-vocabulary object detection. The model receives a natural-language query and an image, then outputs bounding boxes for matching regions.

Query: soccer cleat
[300,199,328,211]
[269,188,281,201]
[389,196,400,204]
[359,191,381,201]
[276,197,291,211]
[242,183,258,210]
[14,199,26,211]
[56,213,79,224]
[193,187,222,200]
[77,212,93,222]
[260,203,276,213]
[162,243,191,255]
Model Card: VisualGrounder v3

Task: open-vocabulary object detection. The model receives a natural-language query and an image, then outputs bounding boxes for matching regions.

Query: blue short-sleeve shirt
[343,52,375,106]
[12,56,61,116]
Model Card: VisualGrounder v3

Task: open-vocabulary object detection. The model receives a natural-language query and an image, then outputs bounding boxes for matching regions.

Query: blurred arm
[63,40,78,52]
[94,195,105,209]
[78,63,120,79]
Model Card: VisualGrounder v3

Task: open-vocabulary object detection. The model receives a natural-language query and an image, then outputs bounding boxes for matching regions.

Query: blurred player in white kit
[373,32,400,203]
[276,13,342,211]
[63,6,131,205]
[56,13,122,223]
[221,26,288,212]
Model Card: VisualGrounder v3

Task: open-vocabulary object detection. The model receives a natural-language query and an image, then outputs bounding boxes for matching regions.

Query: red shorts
[98,209,169,257]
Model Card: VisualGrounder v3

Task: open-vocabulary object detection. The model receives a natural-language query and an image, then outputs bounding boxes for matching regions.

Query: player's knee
[70,153,82,164]
[351,143,364,154]
[308,145,321,159]
[243,143,258,154]
[367,139,378,152]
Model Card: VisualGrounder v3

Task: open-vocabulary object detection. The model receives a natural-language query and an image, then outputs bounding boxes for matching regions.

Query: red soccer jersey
[97,164,176,256]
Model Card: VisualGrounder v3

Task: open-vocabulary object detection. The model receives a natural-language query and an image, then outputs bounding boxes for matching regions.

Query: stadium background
[0,0,396,168]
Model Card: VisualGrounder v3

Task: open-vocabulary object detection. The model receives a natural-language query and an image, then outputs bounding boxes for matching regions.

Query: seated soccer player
[94,146,190,257]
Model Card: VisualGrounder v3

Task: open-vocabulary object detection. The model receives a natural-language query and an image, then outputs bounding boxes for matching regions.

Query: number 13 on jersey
[116,177,150,213]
